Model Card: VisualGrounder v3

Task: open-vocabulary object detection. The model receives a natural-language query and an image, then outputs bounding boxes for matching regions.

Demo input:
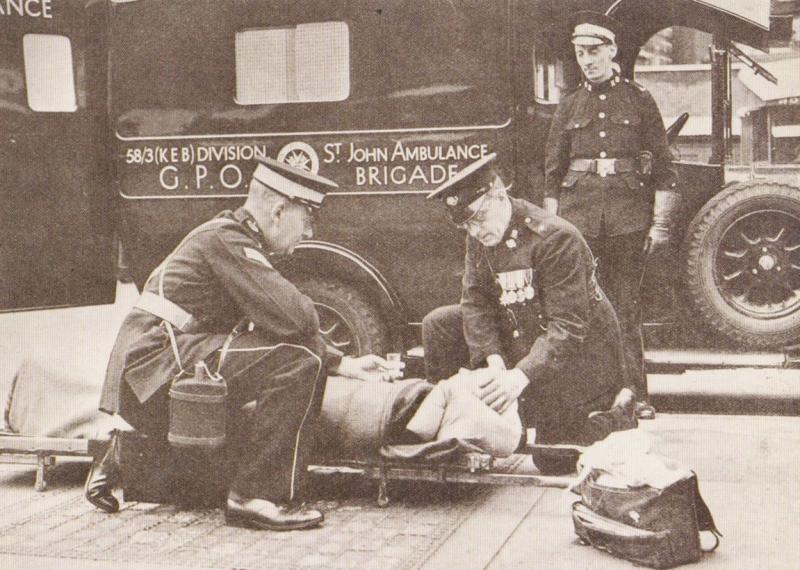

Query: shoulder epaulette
[522,212,556,238]
[622,77,648,92]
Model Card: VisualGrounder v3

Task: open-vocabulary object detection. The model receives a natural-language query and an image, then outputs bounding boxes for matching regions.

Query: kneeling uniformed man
[424,153,631,474]
[86,157,400,530]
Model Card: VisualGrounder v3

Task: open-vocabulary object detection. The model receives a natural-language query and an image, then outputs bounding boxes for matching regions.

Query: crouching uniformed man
[86,157,400,530]
[424,153,633,475]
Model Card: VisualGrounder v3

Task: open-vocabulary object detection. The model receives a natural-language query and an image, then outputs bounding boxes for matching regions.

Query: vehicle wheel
[295,278,391,356]
[682,181,800,348]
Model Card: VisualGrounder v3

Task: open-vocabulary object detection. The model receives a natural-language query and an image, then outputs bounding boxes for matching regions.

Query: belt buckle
[595,158,616,177]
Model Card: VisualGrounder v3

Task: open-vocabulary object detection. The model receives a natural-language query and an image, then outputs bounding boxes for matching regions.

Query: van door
[511,1,580,205]
[0,0,114,311]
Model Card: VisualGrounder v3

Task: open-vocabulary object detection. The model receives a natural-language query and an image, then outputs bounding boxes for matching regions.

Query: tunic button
[598,112,606,119]
[599,94,607,100]
[599,131,607,138]
[599,151,607,158]
[524,217,531,223]
[624,119,630,124]
[512,330,520,339]
[574,123,581,128]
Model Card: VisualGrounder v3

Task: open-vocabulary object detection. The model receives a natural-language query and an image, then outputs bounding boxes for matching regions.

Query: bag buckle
[595,158,616,177]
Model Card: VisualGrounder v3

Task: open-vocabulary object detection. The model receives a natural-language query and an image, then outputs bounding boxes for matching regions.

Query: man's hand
[646,190,681,256]
[543,197,559,216]
[477,368,530,414]
[335,355,404,382]
[645,225,670,256]
[486,354,506,371]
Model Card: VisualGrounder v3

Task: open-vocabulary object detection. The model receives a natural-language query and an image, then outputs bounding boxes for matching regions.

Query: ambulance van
[2,0,798,365]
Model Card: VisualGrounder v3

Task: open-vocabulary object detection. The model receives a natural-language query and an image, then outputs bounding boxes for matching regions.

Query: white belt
[135,291,194,332]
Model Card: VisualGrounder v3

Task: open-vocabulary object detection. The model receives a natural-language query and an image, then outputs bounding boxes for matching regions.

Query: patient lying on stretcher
[404,368,522,457]
[318,367,524,461]
[319,366,636,464]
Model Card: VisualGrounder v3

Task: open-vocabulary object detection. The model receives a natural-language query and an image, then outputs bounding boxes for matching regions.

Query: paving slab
[1,415,798,570]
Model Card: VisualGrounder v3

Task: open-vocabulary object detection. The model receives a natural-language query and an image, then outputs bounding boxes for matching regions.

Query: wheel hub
[757,254,776,272]
[716,208,800,319]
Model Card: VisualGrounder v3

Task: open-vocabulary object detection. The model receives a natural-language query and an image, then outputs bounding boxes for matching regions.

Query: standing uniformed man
[543,11,681,419]
[85,157,401,530]
[424,153,633,475]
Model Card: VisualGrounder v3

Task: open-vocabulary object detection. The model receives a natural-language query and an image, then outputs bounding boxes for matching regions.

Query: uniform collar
[233,207,271,250]
[499,199,527,249]
[584,72,621,93]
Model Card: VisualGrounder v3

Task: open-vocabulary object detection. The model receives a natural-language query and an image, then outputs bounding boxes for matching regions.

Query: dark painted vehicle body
[3,0,794,359]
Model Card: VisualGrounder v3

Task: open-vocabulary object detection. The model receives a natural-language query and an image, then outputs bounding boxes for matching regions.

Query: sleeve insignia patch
[243,247,273,269]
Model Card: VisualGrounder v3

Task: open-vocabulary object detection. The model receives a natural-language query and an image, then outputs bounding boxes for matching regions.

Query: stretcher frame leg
[0,435,97,491]
[308,451,576,507]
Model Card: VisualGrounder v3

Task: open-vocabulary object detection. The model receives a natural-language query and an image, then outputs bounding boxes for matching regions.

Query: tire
[295,278,391,357]
[682,181,800,349]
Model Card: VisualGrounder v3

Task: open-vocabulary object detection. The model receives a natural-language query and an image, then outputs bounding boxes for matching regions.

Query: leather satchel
[572,471,721,568]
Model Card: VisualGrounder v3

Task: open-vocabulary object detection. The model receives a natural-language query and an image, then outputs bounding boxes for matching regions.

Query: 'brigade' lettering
[0,0,53,19]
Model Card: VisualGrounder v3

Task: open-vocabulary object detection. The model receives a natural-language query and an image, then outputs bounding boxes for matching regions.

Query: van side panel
[0,0,114,311]
[111,0,513,323]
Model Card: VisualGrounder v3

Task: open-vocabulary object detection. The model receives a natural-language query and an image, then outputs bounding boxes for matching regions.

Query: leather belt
[136,291,194,332]
[569,158,637,176]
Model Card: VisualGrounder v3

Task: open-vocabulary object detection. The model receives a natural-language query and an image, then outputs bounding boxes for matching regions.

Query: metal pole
[710,30,729,165]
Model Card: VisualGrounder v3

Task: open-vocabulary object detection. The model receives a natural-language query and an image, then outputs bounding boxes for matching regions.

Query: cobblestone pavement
[0,458,506,570]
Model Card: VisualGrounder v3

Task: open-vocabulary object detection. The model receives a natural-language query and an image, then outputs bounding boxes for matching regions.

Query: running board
[645,348,800,372]
[407,346,800,372]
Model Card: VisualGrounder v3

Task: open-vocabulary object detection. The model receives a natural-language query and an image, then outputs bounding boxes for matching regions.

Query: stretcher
[307,445,579,507]
[302,375,584,505]
[0,433,101,491]
[0,375,586,501]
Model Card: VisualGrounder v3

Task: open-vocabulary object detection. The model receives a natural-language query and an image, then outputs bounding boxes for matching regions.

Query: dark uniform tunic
[99,207,339,504]
[423,198,625,463]
[543,73,679,398]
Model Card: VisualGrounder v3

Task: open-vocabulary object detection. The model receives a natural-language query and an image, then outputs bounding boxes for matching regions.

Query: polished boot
[584,388,638,444]
[634,401,656,420]
[225,495,323,531]
[84,431,121,513]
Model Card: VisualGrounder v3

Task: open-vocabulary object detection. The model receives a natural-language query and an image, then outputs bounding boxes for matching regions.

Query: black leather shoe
[85,432,120,513]
[634,401,656,420]
[226,496,323,531]
[585,403,638,444]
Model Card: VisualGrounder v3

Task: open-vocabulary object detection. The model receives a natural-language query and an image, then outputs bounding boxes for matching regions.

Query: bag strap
[149,217,236,374]
[690,472,722,552]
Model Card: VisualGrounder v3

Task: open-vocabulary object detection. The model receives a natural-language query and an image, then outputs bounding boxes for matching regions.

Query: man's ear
[270,200,286,223]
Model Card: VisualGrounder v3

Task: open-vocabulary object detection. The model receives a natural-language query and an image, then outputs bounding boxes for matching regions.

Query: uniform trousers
[119,332,326,504]
[422,304,616,474]
[585,229,649,400]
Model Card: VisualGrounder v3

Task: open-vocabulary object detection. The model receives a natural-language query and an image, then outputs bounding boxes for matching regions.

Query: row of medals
[497,268,535,306]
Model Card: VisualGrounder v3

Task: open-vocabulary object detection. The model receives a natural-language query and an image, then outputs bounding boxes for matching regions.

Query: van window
[235,22,349,105]
[532,45,564,104]
[22,34,77,112]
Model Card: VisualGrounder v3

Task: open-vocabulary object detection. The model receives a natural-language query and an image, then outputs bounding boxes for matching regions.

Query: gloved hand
[645,190,681,255]
[645,222,671,255]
